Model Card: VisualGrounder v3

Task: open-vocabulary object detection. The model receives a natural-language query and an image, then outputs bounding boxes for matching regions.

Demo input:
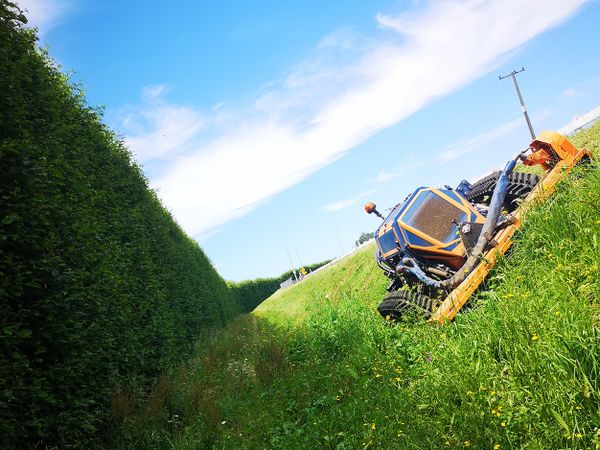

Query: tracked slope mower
[364,131,590,324]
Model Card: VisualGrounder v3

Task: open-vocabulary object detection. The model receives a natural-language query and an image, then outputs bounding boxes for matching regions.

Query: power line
[525,1,599,65]
[463,77,511,136]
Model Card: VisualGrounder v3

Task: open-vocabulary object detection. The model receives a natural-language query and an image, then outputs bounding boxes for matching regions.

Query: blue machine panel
[378,229,399,255]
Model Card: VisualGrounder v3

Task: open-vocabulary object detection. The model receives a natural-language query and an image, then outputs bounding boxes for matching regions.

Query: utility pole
[334,225,345,256]
[499,67,536,140]
[291,235,304,269]
[281,233,298,282]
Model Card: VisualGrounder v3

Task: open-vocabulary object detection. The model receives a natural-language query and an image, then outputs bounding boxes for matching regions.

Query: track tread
[467,171,540,210]
[377,290,437,320]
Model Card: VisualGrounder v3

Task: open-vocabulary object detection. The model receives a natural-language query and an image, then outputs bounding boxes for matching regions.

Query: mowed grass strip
[113,123,600,449]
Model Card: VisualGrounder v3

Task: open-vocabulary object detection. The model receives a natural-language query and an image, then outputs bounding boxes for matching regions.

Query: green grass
[254,245,387,325]
[112,123,600,449]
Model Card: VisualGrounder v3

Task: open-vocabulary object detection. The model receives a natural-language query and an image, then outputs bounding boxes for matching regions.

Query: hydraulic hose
[396,158,518,290]
[374,247,394,277]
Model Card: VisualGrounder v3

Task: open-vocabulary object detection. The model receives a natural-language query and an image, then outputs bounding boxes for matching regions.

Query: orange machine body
[431,131,590,323]
[524,130,583,170]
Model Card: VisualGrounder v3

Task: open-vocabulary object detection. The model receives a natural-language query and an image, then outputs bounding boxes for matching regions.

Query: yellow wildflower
[500,422,506,427]
[494,445,501,450]
[464,440,471,447]
[531,334,539,341]
[576,433,583,439]
[371,423,376,430]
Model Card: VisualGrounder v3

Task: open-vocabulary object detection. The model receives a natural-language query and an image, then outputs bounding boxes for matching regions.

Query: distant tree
[355,231,374,247]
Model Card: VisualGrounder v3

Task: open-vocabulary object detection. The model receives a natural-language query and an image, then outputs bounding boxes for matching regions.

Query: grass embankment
[229,259,333,314]
[254,247,386,324]
[114,124,600,449]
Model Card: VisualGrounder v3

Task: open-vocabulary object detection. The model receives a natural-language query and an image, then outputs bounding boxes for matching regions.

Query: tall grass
[112,123,600,449]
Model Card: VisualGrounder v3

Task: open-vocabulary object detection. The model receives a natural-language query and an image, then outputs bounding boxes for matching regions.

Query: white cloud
[121,0,586,239]
[14,0,70,36]
[371,157,425,184]
[370,117,524,183]
[142,84,171,102]
[562,87,583,98]
[323,189,378,212]
[116,85,205,161]
[437,118,524,163]
[370,108,553,184]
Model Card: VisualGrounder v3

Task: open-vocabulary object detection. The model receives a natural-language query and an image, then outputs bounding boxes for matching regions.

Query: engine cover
[375,187,485,270]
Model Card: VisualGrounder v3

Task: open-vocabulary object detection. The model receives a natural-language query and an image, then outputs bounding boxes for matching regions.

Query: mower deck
[430,145,591,324]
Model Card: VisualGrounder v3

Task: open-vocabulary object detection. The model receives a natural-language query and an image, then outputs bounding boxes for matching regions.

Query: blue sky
[18,0,600,281]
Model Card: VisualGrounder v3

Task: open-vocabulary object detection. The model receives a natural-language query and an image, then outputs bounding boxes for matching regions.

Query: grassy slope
[115,124,600,449]
[254,244,386,325]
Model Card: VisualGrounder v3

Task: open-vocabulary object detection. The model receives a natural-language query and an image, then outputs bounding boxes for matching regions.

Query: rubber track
[377,290,437,320]
[467,171,540,208]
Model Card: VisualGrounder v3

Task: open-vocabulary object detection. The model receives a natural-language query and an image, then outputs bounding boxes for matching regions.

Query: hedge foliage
[0,3,239,447]
[229,260,332,313]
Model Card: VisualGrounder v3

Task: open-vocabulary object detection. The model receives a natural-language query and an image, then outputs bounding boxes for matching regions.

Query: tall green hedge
[229,260,332,313]
[0,3,238,447]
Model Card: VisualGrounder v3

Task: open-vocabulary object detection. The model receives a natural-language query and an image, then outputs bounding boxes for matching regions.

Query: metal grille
[403,191,463,243]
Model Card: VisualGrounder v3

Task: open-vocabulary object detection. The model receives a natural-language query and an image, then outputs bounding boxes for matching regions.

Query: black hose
[396,158,518,290]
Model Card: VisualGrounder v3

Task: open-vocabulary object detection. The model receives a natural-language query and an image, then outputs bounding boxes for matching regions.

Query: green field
[115,124,600,449]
